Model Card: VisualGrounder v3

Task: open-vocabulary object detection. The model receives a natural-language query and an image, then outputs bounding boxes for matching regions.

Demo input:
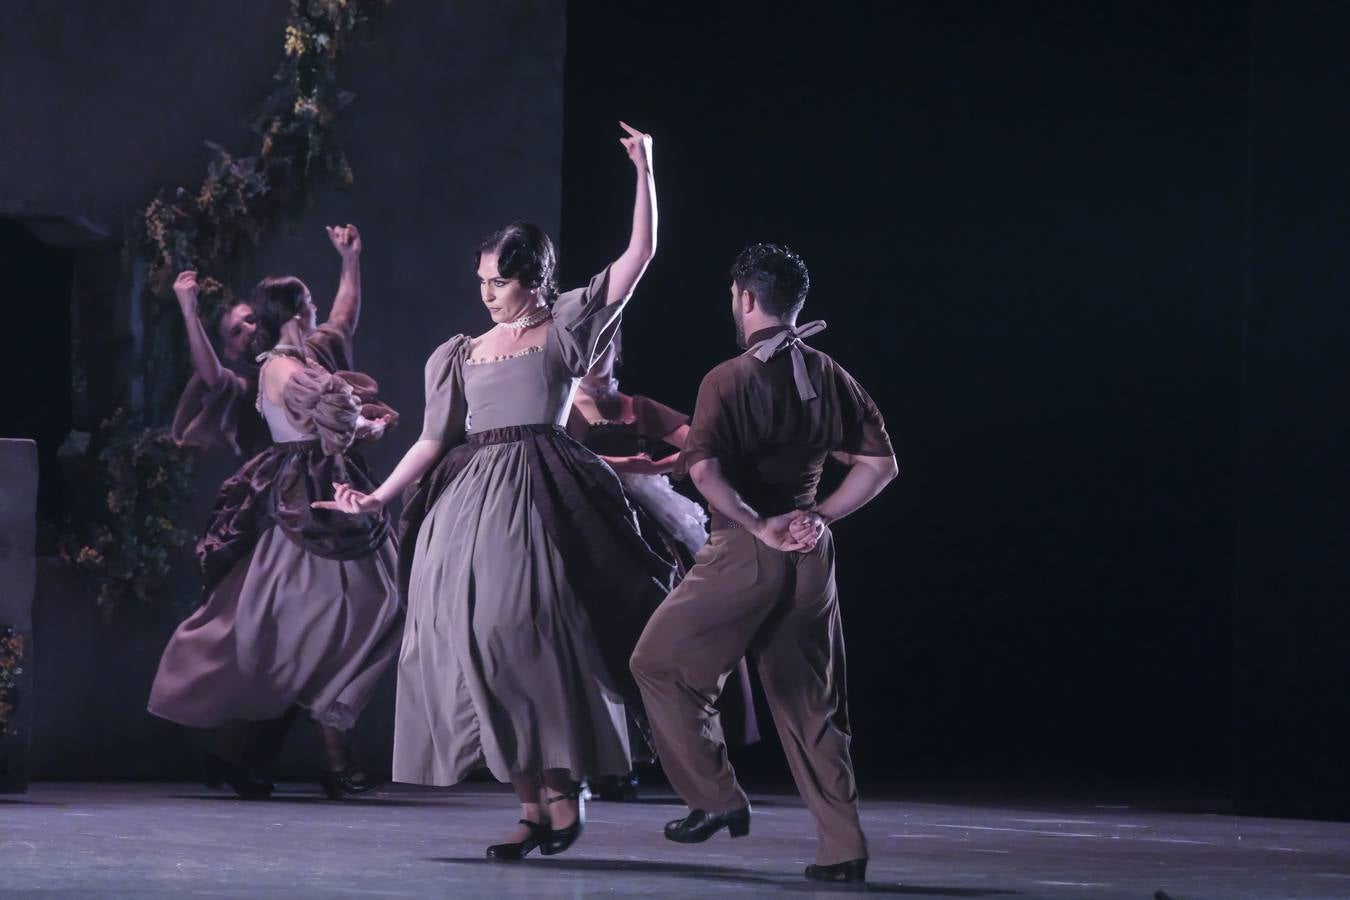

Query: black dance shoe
[587,772,640,802]
[317,765,385,800]
[663,806,751,843]
[486,819,549,861]
[804,858,868,884]
[204,754,273,800]
[540,790,586,856]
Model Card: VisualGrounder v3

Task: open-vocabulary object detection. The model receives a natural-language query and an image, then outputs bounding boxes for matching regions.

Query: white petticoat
[619,472,709,556]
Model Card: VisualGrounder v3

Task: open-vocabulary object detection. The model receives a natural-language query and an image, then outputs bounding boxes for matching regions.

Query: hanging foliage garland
[63,0,390,614]
[0,625,24,739]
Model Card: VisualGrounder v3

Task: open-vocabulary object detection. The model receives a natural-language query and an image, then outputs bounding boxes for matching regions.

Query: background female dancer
[171,225,367,456]
[316,123,669,859]
[568,334,761,802]
[150,225,401,799]
[169,270,268,458]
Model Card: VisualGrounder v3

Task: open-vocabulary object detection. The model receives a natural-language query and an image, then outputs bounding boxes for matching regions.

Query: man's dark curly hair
[730,242,810,319]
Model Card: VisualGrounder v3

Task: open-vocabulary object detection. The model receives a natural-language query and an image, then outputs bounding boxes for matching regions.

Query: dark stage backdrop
[3,0,1346,814]
[1234,0,1350,819]
[560,0,1255,796]
[1,0,565,778]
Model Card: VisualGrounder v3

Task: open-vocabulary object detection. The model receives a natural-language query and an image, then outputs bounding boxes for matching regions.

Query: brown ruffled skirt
[148,440,402,730]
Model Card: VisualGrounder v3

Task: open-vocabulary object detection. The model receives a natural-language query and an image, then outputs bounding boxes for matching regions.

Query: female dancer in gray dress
[316,123,668,858]
[150,226,402,799]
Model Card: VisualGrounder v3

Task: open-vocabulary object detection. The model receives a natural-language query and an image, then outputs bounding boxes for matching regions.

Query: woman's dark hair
[249,275,308,356]
[730,242,810,319]
[475,221,559,303]
[203,300,232,352]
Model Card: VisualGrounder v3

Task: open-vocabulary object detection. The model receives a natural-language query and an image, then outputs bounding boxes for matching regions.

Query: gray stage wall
[0,440,37,791]
[0,0,565,779]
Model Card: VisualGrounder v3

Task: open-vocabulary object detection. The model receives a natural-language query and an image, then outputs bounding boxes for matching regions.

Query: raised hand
[753,511,818,553]
[311,481,383,516]
[173,270,199,309]
[618,121,653,173]
[326,224,362,259]
[354,414,394,443]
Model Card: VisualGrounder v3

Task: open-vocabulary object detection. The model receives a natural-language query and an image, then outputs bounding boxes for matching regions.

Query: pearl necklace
[503,305,552,333]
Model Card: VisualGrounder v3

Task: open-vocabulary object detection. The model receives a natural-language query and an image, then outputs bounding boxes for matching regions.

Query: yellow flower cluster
[199,276,225,298]
[196,181,218,212]
[284,24,310,57]
[144,199,169,244]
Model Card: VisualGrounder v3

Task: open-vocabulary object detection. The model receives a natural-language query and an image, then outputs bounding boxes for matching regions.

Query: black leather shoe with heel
[663,807,751,843]
[317,765,384,800]
[204,754,273,800]
[540,790,586,856]
[486,819,549,861]
[804,858,868,884]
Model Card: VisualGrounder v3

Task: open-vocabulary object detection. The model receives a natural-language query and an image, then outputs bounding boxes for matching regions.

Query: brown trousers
[630,519,867,865]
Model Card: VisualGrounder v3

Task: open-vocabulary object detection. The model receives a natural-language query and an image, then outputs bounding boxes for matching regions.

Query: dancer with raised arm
[316,124,671,859]
[169,270,267,458]
[150,225,401,800]
[169,224,367,458]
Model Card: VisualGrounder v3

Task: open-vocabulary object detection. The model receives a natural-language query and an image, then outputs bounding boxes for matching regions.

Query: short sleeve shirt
[680,326,893,516]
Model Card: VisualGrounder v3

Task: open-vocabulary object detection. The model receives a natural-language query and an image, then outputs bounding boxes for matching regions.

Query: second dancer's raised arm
[325,224,363,336]
[175,271,228,388]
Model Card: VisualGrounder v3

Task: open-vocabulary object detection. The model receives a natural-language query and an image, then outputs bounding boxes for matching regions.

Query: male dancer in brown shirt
[630,243,897,884]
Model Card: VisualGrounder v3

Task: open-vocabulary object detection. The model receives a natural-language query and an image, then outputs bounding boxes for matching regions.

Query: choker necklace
[503,305,552,333]
[579,378,620,398]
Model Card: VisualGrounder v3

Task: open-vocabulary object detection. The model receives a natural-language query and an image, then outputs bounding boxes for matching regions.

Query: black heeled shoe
[663,806,751,843]
[587,772,640,802]
[317,765,385,800]
[540,790,586,856]
[204,754,273,800]
[486,819,549,861]
[805,858,868,884]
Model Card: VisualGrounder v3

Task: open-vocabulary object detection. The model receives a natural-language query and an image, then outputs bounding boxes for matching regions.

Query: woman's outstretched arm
[604,122,657,306]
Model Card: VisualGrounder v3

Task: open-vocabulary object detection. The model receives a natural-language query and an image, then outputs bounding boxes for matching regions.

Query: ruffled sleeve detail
[419,336,471,444]
[548,266,625,376]
[333,369,400,433]
[281,365,361,456]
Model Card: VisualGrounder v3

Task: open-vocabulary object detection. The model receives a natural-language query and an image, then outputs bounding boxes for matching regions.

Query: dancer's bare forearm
[175,271,226,387]
[813,453,898,524]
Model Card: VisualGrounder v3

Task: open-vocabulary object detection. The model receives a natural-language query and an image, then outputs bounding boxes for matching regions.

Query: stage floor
[3,782,1349,898]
